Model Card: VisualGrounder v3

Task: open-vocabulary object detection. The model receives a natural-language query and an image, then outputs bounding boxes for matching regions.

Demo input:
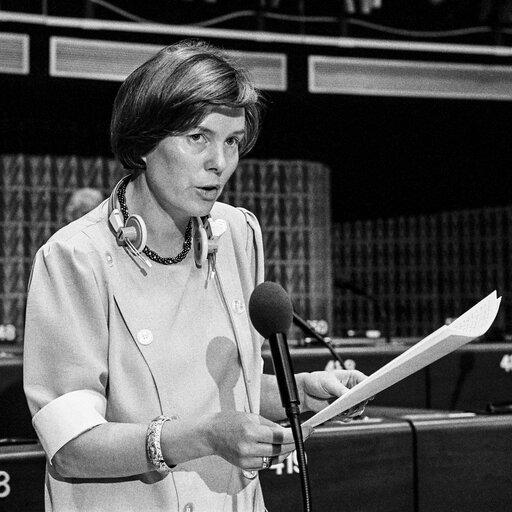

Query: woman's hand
[162,410,312,471]
[296,369,369,420]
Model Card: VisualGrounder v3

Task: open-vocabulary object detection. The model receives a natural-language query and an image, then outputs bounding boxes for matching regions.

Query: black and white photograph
[1,1,512,511]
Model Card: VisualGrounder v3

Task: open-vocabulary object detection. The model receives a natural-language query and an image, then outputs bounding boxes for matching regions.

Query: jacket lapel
[110,252,177,413]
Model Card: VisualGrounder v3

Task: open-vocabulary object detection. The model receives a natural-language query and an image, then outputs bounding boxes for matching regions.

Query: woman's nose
[205,143,226,174]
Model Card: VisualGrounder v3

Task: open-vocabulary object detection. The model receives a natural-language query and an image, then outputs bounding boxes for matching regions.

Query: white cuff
[33,389,107,460]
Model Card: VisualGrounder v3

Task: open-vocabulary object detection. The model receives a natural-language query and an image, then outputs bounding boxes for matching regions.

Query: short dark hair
[110,39,262,170]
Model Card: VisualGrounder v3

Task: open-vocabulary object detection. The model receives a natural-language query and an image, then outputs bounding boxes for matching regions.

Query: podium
[414,414,512,512]
[0,443,45,512]
[260,416,415,512]
[260,408,512,512]
[0,357,36,440]
[1,411,512,512]
[1,346,512,511]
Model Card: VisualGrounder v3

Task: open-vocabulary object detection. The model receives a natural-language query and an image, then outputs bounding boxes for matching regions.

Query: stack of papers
[303,291,502,428]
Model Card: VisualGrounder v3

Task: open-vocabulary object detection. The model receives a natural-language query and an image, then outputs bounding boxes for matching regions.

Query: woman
[24,39,367,511]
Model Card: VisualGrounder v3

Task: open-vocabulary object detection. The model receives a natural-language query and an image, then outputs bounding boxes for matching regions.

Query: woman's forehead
[197,107,246,130]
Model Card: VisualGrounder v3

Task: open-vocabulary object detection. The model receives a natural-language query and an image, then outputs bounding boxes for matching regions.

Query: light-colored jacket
[23,200,266,511]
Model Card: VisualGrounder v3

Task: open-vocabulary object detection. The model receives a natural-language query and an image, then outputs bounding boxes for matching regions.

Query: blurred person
[64,187,104,223]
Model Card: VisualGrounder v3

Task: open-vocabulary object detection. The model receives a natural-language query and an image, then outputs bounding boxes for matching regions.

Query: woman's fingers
[205,411,315,470]
[251,415,313,445]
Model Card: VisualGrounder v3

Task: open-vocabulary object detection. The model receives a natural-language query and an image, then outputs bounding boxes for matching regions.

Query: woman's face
[144,106,246,222]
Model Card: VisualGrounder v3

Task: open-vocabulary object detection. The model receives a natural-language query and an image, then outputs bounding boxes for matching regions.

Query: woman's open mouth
[195,185,220,200]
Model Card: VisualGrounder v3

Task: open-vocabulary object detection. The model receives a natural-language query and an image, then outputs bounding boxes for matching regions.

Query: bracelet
[146,415,176,474]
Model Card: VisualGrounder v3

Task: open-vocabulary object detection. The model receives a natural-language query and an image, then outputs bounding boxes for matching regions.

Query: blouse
[23,199,266,511]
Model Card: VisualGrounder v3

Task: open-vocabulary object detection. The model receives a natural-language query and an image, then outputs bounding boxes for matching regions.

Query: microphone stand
[293,313,346,369]
[267,332,312,512]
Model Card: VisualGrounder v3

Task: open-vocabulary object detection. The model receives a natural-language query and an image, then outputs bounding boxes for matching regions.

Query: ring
[261,456,272,470]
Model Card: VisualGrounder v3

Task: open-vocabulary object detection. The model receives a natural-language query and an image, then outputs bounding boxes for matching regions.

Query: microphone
[249,281,312,512]
[249,281,299,411]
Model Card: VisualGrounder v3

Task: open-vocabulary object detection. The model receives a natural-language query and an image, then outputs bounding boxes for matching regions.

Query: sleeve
[237,207,265,286]
[23,240,109,461]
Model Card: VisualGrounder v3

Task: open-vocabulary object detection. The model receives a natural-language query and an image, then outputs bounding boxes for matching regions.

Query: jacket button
[232,299,245,314]
[183,503,194,512]
[137,329,153,345]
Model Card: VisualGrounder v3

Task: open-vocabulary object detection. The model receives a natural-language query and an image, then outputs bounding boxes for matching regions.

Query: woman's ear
[141,156,147,163]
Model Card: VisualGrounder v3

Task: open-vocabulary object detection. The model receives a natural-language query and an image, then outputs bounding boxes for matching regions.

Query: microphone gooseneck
[292,312,346,369]
[249,281,312,512]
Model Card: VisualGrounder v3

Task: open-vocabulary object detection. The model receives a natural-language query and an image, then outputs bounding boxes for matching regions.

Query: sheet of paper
[303,291,501,428]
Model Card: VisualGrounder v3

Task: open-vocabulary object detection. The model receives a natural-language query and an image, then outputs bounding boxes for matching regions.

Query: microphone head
[248,281,293,339]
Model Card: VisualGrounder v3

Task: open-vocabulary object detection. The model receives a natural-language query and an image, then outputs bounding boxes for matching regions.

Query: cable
[347,19,492,38]
[84,1,497,43]
[196,10,338,27]
[89,0,154,24]
[194,10,256,27]
[262,12,337,23]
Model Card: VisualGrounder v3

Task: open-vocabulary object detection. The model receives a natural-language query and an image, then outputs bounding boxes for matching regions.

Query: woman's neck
[125,174,190,256]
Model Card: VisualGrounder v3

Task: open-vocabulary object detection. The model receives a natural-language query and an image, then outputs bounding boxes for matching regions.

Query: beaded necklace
[117,178,192,265]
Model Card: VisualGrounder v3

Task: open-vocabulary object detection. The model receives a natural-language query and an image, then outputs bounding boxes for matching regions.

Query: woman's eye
[226,137,240,147]
[189,133,206,143]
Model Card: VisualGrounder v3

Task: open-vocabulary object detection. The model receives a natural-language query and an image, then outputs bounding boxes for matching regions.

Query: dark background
[3,64,512,224]
[2,0,512,224]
